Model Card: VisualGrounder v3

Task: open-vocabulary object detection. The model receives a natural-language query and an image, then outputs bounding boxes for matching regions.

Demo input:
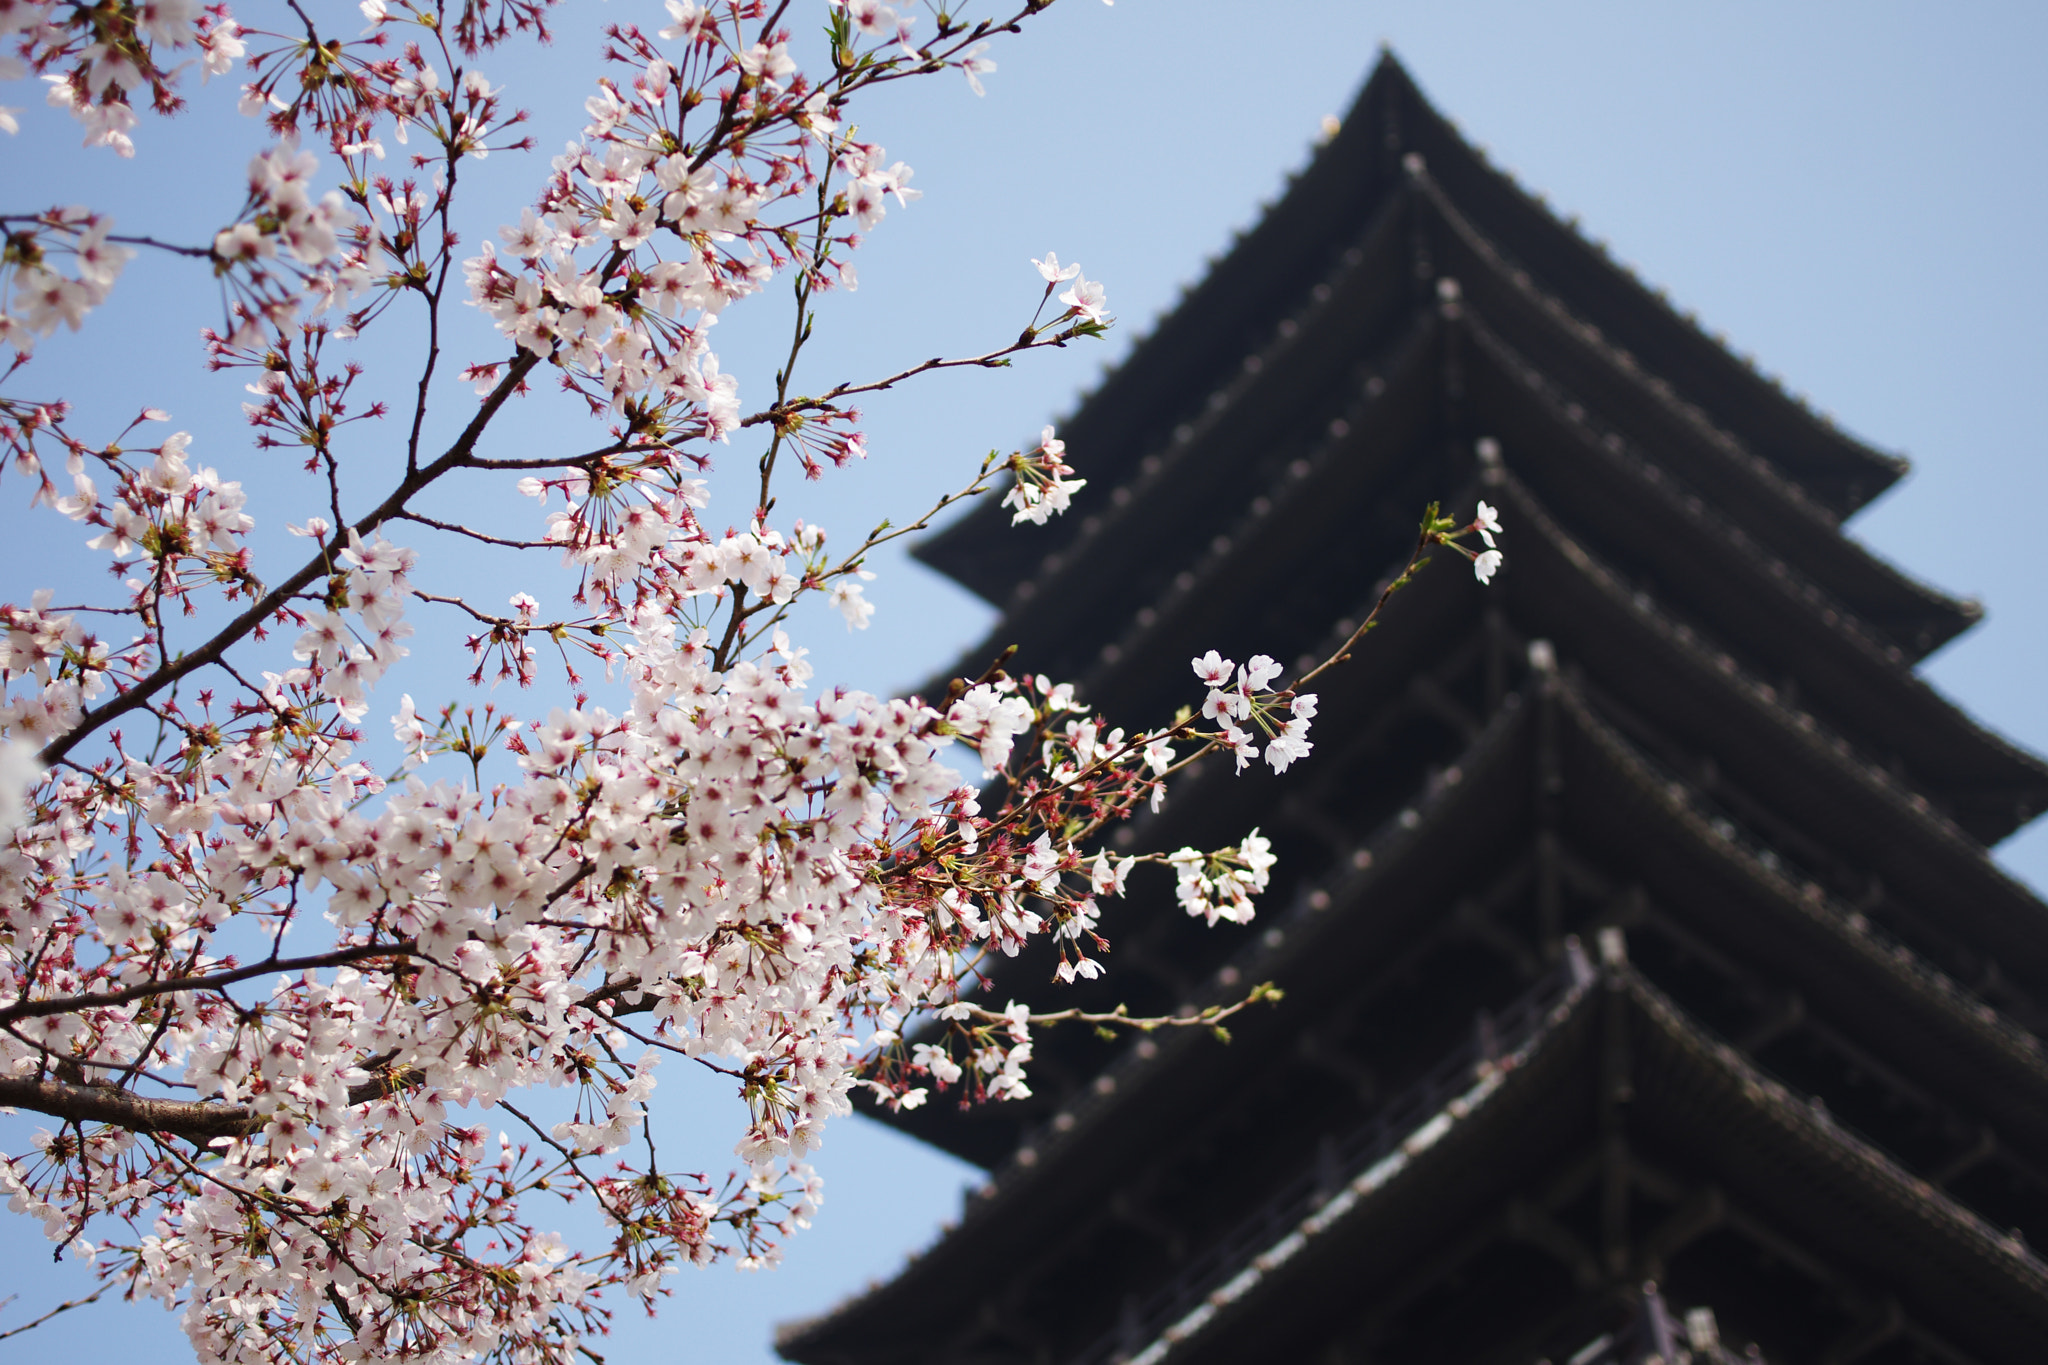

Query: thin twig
[955,981,1284,1033]
[0,1286,107,1342]
[736,330,1080,431]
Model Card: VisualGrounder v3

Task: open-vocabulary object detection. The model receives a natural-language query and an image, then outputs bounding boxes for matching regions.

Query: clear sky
[3,2,2045,1361]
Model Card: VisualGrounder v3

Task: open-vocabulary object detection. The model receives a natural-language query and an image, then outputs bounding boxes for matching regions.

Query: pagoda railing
[1072,941,1597,1365]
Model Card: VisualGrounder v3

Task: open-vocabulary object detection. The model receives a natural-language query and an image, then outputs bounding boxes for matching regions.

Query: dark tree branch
[0,1065,429,1144]
[0,940,418,1027]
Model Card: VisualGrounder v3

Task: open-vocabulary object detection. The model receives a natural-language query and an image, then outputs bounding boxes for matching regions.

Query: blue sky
[3,2,2045,1361]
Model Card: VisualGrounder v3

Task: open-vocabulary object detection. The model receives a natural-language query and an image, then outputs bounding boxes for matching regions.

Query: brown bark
[0,1067,425,1144]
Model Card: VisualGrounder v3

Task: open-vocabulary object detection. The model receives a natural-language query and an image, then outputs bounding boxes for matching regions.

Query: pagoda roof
[1550,678,2048,1156]
[1393,158,1972,658]
[1073,962,2048,1365]
[783,951,2048,1365]
[1419,172,1973,657]
[1463,339,2034,842]
[917,53,1921,607]
[1490,475,2048,956]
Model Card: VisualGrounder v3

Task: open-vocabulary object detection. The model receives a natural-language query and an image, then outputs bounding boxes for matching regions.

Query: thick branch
[0,1075,258,1140]
[0,1065,428,1144]
[0,940,416,1027]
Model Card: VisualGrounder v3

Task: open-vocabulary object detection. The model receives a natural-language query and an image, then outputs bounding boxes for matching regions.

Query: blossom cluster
[5,0,244,155]
[0,2,1491,1360]
[1191,649,1318,773]
[1002,423,1088,526]
[1167,830,1276,927]
[0,208,133,351]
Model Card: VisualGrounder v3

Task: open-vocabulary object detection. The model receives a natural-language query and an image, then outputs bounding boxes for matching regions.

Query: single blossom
[1059,273,1109,323]
[1475,499,1503,548]
[1033,251,1081,284]
[1191,650,1235,688]
[961,41,996,96]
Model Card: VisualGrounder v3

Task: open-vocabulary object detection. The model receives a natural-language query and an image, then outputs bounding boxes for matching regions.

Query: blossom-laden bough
[0,2,1501,1361]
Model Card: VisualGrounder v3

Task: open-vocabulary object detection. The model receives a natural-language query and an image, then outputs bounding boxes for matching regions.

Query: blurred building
[778,53,2048,1365]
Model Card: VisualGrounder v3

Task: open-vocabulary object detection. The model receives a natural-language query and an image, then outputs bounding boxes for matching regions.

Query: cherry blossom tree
[0,2,1500,1360]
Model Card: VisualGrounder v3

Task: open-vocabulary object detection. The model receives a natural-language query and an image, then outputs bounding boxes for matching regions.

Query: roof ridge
[1458,313,1971,660]
[1501,469,2048,848]
[1380,55,1907,507]
[1557,679,2048,1084]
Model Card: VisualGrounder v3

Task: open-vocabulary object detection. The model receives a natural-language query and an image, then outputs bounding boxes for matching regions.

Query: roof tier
[919,54,1930,608]
[784,946,2048,1365]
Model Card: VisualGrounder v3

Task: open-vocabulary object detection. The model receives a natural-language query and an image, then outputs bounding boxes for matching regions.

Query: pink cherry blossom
[1059,272,1110,323]
[1191,650,1236,687]
[0,5,1489,1357]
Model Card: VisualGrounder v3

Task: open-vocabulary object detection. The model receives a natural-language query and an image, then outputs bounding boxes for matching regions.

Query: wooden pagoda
[778,52,2048,1365]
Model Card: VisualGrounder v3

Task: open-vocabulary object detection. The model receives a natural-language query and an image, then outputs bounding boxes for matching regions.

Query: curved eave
[1426,202,1976,654]
[1374,57,1906,515]
[1626,973,2048,1365]
[1458,316,1971,670]
[1555,679,2048,1152]
[1143,972,2048,1365]
[1499,469,2048,868]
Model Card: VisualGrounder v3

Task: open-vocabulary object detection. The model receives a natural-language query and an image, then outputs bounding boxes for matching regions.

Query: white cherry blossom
[0,5,1497,1358]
